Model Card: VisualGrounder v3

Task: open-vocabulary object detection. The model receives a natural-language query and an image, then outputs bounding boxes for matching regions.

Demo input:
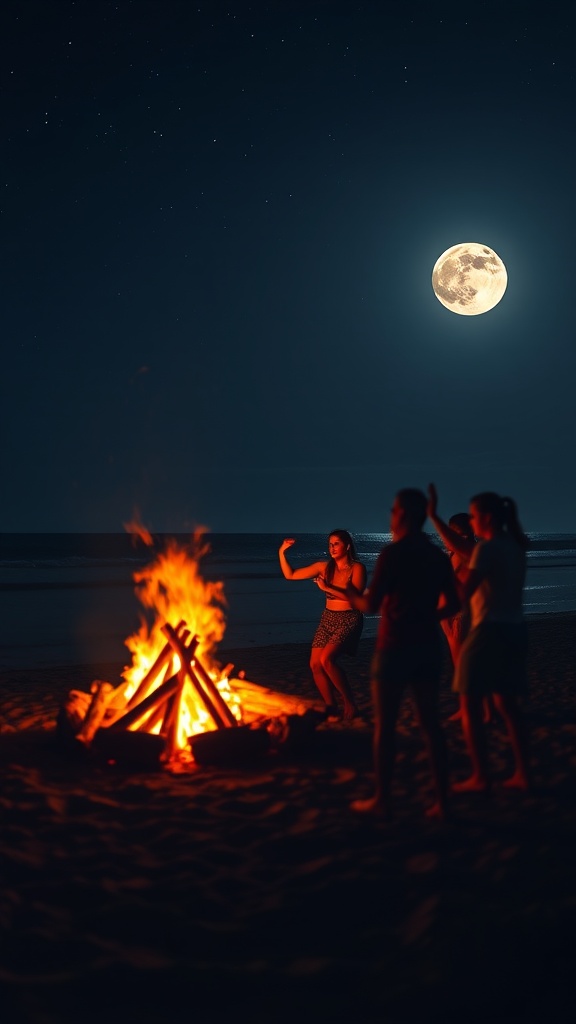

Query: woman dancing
[278,531,367,720]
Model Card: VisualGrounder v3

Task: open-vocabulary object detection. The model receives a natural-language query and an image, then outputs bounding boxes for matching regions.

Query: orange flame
[119,526,242,761]
[123,514,154,547]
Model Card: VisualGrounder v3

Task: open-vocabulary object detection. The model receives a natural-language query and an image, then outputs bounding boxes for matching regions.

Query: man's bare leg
[413,678,451,820]
[493,693,532,790]
[351,675,402,817]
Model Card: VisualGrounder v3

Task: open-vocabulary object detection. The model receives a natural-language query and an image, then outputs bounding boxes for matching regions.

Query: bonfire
[59,527,321,769]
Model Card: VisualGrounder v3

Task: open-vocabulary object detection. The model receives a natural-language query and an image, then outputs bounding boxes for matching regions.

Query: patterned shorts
[311,609,363,655]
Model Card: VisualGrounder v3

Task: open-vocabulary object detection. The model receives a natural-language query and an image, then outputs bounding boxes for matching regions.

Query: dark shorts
[371,642,444,688]
[453,622,528,696]
[311,609,363,655]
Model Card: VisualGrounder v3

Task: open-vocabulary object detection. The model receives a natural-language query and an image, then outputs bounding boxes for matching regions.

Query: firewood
[139,694,173,735]
[122,619,186,712]
[161,672,188,761]
[64,690,93,731]
[187,650,239,728]
[161,624,238,728]
[160,632,230,732]
[108,674,181,731]
[227,678,324,719]
[160,626,227,729]
[76,681,117,746]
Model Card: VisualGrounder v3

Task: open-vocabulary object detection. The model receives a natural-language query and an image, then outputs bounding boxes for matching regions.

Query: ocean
[1,532,575,671]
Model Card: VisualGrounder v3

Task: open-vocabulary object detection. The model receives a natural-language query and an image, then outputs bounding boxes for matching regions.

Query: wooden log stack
[58,619,325,770]
[58,620,240,766]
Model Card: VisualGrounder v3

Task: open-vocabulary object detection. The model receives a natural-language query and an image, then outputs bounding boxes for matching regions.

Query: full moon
[432,242,507,316]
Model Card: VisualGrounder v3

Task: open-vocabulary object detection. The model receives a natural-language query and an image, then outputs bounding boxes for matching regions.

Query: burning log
[62,690,93,733]
[102,626,239,758]
[161,664,193,761]
[76,681,116,746]
[154,631,228,734]
[141,692,175,735]
[122,619,186,713]
[161,624,238,730]
[227,679,325,723]
[109,673,182,732]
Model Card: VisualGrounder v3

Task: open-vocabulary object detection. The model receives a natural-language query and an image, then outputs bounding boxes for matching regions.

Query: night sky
[3,0,575,533]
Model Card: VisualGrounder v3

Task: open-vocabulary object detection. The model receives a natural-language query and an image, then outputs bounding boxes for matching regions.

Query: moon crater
[432,242,507,315]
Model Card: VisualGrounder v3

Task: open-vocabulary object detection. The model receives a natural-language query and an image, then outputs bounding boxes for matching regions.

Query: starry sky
[2,0,575,533]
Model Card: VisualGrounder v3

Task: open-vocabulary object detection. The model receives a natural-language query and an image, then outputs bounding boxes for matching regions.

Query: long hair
[471,492,529,550]
[324,529,357,584]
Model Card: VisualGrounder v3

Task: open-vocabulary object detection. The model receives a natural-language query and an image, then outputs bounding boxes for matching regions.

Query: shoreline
[2,607,575,682]
[1,611,576,1023]
[1,607,574,677]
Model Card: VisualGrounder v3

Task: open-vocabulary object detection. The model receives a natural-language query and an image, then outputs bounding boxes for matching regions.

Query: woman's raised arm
[427,484,475,559]
[278,538,326,581]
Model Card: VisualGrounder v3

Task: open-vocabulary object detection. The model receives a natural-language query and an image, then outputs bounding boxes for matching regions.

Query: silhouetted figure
[334,489,460,820]
[278,531,367,720]
[427,484,494,724]
[451,492,531,792]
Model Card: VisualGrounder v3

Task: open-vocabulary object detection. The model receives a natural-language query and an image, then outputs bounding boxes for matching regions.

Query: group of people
[278,485,531,821]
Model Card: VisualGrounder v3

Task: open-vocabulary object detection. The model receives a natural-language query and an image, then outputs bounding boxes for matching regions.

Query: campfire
[59,527,322,769]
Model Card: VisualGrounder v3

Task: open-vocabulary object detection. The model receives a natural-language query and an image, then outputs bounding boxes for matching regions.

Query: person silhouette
[451,492,531,792]
[331,489,460,820]
[427,484,493,724]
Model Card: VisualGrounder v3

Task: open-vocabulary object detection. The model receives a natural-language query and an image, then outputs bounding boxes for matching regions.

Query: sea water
[1,532,575,671]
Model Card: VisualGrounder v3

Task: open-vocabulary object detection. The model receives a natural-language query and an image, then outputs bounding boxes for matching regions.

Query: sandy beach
[1,613,575,1024]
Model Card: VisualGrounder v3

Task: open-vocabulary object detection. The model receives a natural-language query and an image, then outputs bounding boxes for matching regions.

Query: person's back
[452,491,531,792]
[469,534,526,628]
[373,533,456,651]
[344,488,460,820]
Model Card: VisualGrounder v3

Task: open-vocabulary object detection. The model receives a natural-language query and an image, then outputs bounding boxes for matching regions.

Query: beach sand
[1,614,575,1023]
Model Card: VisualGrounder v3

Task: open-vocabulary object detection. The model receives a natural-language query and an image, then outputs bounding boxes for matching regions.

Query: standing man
[332,489,460,820]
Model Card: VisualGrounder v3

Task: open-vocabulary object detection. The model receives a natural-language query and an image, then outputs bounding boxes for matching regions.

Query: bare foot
[350,797,393,819]
[502,772,531,792]
[452,775,491,793]
[342,703,358,722]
